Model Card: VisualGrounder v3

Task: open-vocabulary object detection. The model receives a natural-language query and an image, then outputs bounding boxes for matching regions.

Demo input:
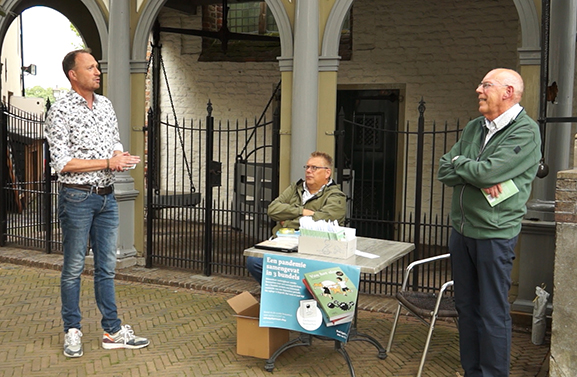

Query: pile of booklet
[298,218,353,240]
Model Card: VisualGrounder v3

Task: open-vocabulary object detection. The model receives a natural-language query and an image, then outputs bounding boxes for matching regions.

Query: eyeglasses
[478,82,508,90]
[303,165,329,172]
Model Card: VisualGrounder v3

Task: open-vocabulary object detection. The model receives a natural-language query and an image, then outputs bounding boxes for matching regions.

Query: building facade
[0,1,574,374]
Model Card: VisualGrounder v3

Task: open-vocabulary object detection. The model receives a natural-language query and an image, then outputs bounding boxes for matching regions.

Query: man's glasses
[304,165,329,172]
[478,82,508,90]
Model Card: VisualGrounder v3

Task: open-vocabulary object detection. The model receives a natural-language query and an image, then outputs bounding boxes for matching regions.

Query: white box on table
[298,235,357,259]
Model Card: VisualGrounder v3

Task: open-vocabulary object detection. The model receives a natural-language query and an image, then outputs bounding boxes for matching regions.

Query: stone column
[106,0,138,265]
[513,0,577,313]
[290,0,319,181]
[527,0,577,221]
[551,168,577,376]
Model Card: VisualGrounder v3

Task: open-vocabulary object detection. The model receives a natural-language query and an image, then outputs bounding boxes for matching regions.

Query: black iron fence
[0,103,60,252]
[1,98,462,296]
[336,100,461,294]
[145,101,280,277]
[335,99,462,294]
[144,99,462,295]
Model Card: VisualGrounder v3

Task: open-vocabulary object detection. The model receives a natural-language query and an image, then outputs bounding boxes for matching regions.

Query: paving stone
[0,247,550,376]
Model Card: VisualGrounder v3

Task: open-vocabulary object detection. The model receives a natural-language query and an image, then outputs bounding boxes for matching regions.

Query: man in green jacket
[246,151,346,283]
[438,68,541,377]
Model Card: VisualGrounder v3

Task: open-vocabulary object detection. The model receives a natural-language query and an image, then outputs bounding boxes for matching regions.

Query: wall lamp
[22,64,37,75]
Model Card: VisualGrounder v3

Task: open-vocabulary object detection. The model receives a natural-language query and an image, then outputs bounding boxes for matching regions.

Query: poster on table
[259,253,361,342]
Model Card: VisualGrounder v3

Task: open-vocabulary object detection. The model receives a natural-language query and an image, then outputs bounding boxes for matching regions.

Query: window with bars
[227,2,278,34]
[200,1,351,62]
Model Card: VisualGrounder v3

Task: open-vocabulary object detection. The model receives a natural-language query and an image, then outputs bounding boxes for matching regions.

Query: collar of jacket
[296,178,337,188]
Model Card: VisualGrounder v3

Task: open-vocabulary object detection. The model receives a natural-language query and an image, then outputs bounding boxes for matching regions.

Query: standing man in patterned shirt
[45,49,149,358]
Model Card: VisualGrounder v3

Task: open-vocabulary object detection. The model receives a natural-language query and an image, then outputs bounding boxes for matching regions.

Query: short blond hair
[310,151,333,168]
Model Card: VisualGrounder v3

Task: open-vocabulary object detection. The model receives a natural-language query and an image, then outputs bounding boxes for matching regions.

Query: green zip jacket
[437,109,541,239]
[267,179,346,235]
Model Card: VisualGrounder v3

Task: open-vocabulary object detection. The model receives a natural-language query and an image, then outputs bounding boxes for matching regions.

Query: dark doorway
[336,89,399,239]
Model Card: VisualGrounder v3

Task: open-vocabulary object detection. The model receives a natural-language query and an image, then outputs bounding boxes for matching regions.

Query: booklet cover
[259,254,361,342]
[303,267,358,325]
[481,179,519,207]
[302,279,354,327]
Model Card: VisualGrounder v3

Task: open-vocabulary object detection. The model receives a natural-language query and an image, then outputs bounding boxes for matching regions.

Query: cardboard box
[298,235,357,259]
[227,291,289,359]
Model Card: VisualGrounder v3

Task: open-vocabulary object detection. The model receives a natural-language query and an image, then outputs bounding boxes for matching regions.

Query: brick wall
[551,169,577,376]
[343,0,519,126]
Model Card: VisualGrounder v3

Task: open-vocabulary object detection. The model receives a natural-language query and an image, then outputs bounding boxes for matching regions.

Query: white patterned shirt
[44,90,123,187]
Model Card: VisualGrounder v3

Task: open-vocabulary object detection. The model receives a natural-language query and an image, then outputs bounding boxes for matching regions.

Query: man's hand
[109,151,141,172]
[483,183,503,198]
[302,209,315,217]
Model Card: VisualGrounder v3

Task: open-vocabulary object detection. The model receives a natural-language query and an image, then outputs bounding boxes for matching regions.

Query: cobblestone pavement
[0,247,550,377]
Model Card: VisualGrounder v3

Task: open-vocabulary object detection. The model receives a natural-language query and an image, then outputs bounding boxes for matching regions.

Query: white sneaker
[63,328,83,358]
[102,324,150,349]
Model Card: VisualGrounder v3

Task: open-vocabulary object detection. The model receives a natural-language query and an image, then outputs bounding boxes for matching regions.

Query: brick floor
[0,247,550,376]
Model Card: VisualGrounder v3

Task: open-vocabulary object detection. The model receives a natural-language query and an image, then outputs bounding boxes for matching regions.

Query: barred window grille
[203,2,350,61]
[228,2,278,34]
[228,2,348,34]
[354,114,384,149]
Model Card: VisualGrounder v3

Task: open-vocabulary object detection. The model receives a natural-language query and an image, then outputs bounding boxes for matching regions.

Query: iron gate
[144,36,281,277]
[0,103,61,253]
[144,102,280,276]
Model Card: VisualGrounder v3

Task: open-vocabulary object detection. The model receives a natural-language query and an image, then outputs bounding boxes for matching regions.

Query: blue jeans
[59,186,121,334]
[449,230,517,377]
[246,256,263,284]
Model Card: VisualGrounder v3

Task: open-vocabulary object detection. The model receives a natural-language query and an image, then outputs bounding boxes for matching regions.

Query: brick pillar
[551,168,577,376]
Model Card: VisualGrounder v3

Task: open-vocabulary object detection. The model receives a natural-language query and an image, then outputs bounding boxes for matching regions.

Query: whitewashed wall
[157,1,519,127]
[156,8,281,123]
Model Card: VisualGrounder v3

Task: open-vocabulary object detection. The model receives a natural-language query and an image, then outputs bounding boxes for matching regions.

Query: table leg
[347,327,388,359]
[264,333,312,372]
[334,340,356,377]
[264,333,358,376]
[346,307,388,359]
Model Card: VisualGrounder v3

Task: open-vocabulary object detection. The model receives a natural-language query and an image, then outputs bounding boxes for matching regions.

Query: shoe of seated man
[102,324,150,349]
[64,328,83,358]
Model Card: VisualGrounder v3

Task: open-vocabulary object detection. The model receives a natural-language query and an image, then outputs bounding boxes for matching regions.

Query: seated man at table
[246,151,347,283]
